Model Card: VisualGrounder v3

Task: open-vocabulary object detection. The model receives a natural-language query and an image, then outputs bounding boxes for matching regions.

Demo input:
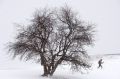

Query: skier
[98,59,104,69]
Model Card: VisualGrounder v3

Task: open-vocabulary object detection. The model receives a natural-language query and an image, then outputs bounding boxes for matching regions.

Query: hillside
[0,54,120,79]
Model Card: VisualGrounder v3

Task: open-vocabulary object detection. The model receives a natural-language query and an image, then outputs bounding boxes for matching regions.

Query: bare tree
[8,6,95,76]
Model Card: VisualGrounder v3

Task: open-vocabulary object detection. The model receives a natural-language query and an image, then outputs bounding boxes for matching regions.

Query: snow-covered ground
[0,55,120,79]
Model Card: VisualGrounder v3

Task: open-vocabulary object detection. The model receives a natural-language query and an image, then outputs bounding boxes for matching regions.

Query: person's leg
[99,64,102,69]
[98,64,100,68]
[101,65,103,69]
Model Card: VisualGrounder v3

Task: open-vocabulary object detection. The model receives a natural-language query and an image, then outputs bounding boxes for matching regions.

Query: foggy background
[0,0,120,66]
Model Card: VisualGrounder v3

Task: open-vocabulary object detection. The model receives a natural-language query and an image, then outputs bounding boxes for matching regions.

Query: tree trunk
[50,59,63,76]
[42,57,63,77]
[49,66,57,76]
[42,65,54,76]
[42,64,59,76]
[42,65,48,76]
[42,64,53,76]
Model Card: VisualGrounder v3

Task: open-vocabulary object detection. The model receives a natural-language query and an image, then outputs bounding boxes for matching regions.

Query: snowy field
[0,55,120,79]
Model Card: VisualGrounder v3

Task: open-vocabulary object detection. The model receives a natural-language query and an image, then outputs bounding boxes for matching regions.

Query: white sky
[0,0,120,63]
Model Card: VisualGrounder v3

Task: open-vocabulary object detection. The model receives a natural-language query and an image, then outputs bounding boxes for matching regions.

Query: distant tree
[8,6,95,76]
